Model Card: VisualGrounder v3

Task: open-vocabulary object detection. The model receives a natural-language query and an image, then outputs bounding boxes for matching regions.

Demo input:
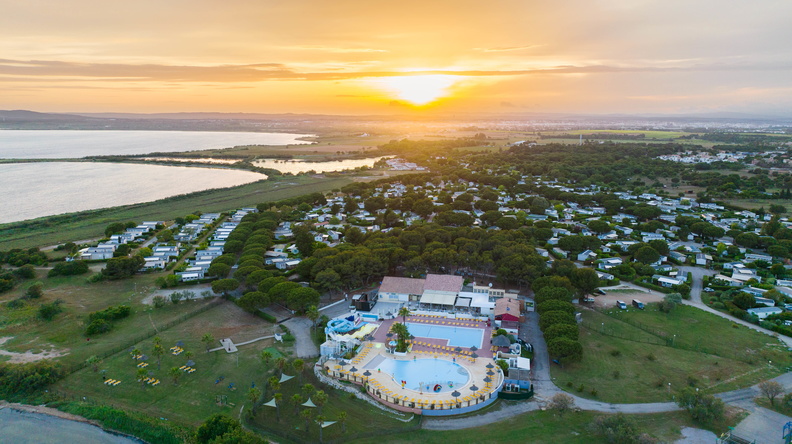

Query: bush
[24,282,44,299]
[6,298,25,309]
[38,300,64,321]
[539,310,577,331]
[48,260,89,277]
[543,323,579,342]
[537,300,576,315]
[0,361,65,398]
[86,319,112,335]
[152,296,167,308]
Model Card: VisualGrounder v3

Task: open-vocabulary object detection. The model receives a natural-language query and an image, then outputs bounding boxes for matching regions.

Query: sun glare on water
[374,74,460,105]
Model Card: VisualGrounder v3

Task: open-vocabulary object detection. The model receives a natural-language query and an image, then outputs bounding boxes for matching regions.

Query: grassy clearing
[721,198,792,214]
[352,409,727,444]
[551,306,792,403]
[564,129,693,139]
[0,174,352,250]
[247,371,417,443]
[54,300,283,427]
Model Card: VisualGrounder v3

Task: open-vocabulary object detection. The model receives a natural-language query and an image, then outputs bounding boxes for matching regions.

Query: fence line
[68,298,224,374]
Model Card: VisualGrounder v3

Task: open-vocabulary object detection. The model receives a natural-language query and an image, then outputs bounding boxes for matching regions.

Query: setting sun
[373,75,461,105]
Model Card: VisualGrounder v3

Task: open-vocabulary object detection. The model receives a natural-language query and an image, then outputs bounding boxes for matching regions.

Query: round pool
[372,358,469,393]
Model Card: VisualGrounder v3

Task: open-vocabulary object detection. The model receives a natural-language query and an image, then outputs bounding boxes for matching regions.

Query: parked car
[616,300,627,310]
[632,299,645,310]
[704,287,714,292]
[594,289,606,295]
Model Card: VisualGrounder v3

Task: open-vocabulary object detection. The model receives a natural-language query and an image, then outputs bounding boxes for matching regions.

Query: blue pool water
[371,358,469,392]
[406,323,483,348]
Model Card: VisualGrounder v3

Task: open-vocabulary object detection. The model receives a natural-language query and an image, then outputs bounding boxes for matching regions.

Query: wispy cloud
[1,58,788,84]
[474,45,542,52]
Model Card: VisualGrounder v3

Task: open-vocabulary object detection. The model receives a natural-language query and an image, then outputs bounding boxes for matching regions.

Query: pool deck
[324,314,503,414]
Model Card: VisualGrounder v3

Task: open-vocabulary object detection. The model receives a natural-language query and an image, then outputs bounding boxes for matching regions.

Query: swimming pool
[406,322,483,348]
[368,357,470,392]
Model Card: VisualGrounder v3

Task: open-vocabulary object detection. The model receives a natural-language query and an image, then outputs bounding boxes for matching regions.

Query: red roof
[423,274,464,293]
[379,276,425,295]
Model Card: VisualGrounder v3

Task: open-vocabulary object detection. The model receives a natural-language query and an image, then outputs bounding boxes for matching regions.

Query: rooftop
[424,274,464,293]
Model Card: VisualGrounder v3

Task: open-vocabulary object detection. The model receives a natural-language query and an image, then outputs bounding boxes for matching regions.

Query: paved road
[731,399,790,444]
[282,317,319,359]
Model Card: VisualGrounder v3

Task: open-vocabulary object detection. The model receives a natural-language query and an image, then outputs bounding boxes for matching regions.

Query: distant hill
[0,110,94,122]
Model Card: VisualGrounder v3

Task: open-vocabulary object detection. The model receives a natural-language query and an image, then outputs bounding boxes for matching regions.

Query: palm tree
[274,357,287,376]
[169,367,181,385]
[248,387,262,414]
[184,350,194,362]
[152,336,162,347]
[273,392,282,422]
[390,322,410,353]
[260,350,272,367]
[302,383,315,399]
[152,343,165,370]
[398,306,411,324]
[201,333,215,352]
[291,394,303,415]
[300,409,312,432]
[86,355,102,372]
[292,358,305,383]
[267,376,281,396]
[315,414,326,443]
[136,368,148,389]
[306,305,320,331]
[313,390,328,414]
[337,411,347,433]
[131,347,141,359]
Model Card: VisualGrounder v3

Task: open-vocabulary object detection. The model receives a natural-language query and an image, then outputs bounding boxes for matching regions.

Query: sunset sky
[2,0,792,116]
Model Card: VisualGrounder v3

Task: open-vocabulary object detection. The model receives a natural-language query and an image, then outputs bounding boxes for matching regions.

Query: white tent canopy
[263,398,277,408]
[279,373,294,383]
[302,398,316,408]
[321,421,337,428]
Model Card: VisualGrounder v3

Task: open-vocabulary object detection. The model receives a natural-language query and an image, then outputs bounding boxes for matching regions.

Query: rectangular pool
[406,322,483,348]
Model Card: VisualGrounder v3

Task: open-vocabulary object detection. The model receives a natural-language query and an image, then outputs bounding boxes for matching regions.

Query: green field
[0,174,353,250]
[351,408,731,444]
[54,300,286,427]
[551,306,792,403]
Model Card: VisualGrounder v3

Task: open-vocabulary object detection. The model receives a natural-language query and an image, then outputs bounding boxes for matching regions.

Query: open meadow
[550,305,792,404]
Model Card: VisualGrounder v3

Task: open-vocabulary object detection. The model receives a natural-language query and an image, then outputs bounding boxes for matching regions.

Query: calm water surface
[0,130,311,159]
[253,156,387,174]
[0,162,265,223]
[0,408,140,443]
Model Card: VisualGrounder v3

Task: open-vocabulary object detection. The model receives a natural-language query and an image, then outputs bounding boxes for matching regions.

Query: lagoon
[0,408,140,443]
[0,130,311,159]
[0,162,265,224]
[253,156,387,174]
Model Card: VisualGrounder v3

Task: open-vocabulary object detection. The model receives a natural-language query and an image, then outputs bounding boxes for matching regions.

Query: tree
[136,368,148,389]
[306,305,320,331]
[634,246,660,264]
[300,408,313,432]
[302,383,315,399]
[268,376,281,395]
[759,380,784,406]
[275,357,288,376]
[537,300,575,315]
[337,411,348,433]
[539,311,577,331]
[314,390,328,414]
[732,293,756,310]
[312,415,327,443]
[169,367,182,385]
[260,350,272,366]
[293,358,305,383]
[273,392,283,421]
[534,286,573,305]
[390,322,411,352]
[587,219,611,234]
[152,343,165,370]
[572,268,600,297]
[86,355,102,372]
[102,256,144,280]
[676,387,725,423]
[237,291,269,313]
[398,306,411,324]
[294,224,315,257]
[548,393,574,416]
[314,269,342,294]
[201,333,215,352]
[195,414,241,443]
[248,387,262,414]
[286,287,320,313]
[546,337,583,363]
[25,282,44,299]
[292,393,303,415]
[543,323,579,342]
[590,413,647,443]
[206,263,231,278]
[211,278,240,295]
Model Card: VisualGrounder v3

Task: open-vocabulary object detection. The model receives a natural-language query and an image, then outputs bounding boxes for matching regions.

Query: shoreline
[0,401,147,443]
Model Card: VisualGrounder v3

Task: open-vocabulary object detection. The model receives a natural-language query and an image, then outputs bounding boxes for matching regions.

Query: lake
[0,162,265,224]
[0,408,141,443]
[253,156,388,174]
[0,130,311,159]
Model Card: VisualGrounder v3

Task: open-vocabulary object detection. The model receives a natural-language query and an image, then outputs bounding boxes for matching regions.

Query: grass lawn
[246,370,417,443]
[351,409,729,444]
[0,174,353,250]
[53,299,284,427]
[551,306,792,403]
[721,198,792,215]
